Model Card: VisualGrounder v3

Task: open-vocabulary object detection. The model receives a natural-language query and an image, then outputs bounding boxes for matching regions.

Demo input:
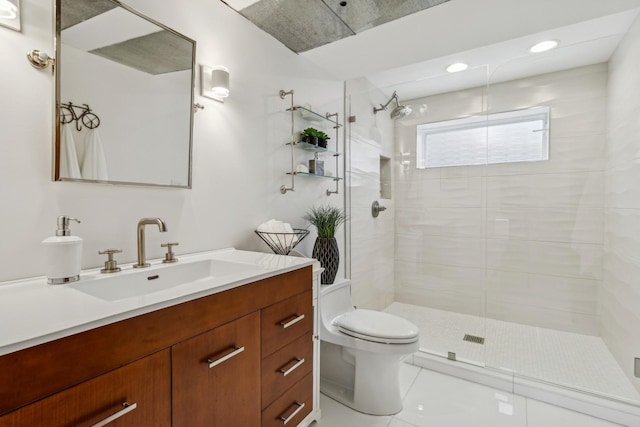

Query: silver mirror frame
[53,0,196,189]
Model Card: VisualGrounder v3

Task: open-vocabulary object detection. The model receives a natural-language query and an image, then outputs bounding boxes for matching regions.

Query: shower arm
[373,91,398,114]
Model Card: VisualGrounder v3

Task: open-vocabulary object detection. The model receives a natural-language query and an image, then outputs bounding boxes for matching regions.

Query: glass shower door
[345,66,490,368]
[483,37,640,409]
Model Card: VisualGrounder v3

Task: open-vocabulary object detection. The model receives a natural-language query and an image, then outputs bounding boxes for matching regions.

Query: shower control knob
[371,201,387,218]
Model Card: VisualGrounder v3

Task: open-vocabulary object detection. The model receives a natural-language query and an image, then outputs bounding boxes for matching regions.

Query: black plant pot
[317,138,328,148]
[313,237,339,284]
[302,135,318,146]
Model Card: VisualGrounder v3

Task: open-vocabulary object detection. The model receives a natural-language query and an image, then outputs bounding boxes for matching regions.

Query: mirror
[54,0,195,188]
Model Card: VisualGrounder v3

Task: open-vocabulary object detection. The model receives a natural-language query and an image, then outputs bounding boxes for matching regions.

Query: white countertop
[0,248,316,356]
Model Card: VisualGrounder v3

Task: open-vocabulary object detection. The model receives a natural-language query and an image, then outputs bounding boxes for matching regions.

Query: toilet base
[320,342,407,416]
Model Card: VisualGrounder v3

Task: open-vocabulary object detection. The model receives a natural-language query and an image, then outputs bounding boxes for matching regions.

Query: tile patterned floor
[383,302,640,402]
[312,364,623,426]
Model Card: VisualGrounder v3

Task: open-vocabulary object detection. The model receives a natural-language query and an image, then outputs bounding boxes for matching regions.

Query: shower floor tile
[384,302,640,402]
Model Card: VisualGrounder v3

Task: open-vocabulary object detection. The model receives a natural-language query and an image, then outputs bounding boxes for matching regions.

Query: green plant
[316,130,330,141]
[304,205,346,238]
[302,127,320,137]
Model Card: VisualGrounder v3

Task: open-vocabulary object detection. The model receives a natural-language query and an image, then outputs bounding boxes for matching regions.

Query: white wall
[0,0,343,283]
[394,64,607,335]
[603,13,640,392]
[345,77,395,310]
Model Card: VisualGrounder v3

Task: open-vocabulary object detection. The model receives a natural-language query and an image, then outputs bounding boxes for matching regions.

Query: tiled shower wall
[603,13,640,392]
[394,63,608,335]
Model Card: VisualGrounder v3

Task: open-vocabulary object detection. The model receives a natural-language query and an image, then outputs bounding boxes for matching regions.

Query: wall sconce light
[200,65,230,102]
[0,0,20,32]
[27,49,55,70]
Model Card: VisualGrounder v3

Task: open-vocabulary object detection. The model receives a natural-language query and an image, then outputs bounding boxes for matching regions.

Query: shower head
[390,99,412,120]
[373,91,412,120]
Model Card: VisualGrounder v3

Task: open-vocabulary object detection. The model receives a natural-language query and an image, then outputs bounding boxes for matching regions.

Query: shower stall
[344,18,640,421]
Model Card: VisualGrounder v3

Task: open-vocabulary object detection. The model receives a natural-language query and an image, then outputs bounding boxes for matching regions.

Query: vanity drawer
[262,290,312,358]
[0,349,170,427]
[261,372,313,427]
[262,333,313,409]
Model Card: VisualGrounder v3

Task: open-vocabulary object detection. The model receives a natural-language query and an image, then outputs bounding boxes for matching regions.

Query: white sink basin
[70,258,264,301]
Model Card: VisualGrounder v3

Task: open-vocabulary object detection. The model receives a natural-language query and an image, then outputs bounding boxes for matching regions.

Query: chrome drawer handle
[91,402,137,427]
[280,314,304,329]
[280,358,305,376]
[207,346,245,368]
[280,402,305,425]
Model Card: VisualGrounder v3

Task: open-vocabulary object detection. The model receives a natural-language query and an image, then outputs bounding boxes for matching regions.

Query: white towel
[59,124,81,179]
[257,219,299,247]
[82,129,108,180]
[257,219,287,233]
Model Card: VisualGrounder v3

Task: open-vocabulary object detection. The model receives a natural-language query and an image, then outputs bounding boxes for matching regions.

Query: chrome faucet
[133,217,167,268]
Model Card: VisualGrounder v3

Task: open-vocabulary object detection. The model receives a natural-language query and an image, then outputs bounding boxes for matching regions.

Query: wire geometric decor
[255,228,310,255]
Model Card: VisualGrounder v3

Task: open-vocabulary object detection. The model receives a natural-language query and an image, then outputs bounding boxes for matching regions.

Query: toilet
[319,280,419,416]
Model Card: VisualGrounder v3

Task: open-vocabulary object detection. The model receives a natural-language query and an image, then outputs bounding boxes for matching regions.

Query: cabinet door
[172,311,261,427]
[0,350,170,427]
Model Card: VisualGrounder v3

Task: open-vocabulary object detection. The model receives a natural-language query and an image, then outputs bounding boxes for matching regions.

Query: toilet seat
[333,309,419,344]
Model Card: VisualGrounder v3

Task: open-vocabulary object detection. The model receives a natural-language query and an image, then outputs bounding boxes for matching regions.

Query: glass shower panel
[484,37,640,407]
[345,65,490,368]
[344,82,397,311]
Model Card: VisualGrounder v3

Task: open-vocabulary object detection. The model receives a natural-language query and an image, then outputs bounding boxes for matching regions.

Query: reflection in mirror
[0,0,20,32]
[55,0,196,187]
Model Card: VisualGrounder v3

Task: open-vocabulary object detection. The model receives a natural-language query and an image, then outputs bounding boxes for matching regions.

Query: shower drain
[463,334,485,344]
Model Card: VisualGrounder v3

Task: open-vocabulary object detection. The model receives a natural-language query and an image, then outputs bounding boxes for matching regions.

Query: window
[416,106,550,169]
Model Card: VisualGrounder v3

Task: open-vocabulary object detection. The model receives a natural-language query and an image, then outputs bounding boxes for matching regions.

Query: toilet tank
[320,279,355,325]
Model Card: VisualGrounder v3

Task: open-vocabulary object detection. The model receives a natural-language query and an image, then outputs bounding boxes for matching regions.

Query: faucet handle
[98,248,122,273]
[161,242,179,264]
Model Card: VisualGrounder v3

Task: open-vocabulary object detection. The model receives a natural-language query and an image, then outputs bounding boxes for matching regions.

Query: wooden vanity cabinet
[0,266,314,427]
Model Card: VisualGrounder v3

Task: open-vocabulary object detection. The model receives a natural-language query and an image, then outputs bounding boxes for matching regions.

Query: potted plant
[316,130,330,148]
[304,205,346,284]
[301,127,319,146]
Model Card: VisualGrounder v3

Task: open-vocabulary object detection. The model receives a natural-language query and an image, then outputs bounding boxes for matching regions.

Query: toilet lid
[333,309,419,344]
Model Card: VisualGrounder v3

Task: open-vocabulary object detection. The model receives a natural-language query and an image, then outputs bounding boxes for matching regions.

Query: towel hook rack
[59,102,100,131]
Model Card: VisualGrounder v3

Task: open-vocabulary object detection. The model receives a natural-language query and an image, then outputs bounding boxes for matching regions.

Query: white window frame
[416,106,550,169]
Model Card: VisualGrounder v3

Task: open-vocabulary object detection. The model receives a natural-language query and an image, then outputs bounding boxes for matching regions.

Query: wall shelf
[286,141,341,156]
[279,89,342,196]
[286,172,343,181]
[287,105,343,127]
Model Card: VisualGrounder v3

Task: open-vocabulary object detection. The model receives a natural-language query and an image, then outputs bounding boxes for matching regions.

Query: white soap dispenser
[42,215,83,284]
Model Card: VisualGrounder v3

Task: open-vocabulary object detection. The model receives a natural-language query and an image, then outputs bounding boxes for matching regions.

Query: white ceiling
[367,10,638,99]
[299,0,640,98]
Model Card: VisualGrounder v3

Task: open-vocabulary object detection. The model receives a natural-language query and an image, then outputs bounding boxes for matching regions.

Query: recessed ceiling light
[446,62,468,73]
[529,40,559,53]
